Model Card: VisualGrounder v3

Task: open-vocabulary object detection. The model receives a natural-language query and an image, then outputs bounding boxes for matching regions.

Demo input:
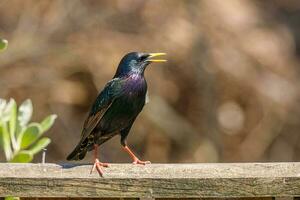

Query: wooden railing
[0,163,299,199]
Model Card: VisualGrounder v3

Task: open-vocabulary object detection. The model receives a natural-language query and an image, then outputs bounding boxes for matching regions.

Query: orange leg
[90,144,109,176]
[122,145,151,165]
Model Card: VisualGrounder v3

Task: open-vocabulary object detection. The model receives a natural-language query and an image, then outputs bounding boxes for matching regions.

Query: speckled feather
[67,52,149,161]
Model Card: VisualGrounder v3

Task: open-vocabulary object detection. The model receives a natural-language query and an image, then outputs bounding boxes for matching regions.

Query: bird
[67,52,167,176]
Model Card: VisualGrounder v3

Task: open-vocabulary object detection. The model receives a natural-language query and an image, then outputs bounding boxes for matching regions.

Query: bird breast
[122,74,147,97]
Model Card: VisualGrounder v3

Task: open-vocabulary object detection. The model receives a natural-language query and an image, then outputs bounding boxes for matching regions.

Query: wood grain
[0,163,299,198]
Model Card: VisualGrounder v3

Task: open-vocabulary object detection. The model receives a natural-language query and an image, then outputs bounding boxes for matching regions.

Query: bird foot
[90,158,109,176]
[132,159,151,165]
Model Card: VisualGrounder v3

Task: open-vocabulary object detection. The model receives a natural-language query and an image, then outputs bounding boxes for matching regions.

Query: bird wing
[80,78,122,141]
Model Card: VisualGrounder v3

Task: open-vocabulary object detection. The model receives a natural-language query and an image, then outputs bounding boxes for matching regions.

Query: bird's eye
[139,55,148,61]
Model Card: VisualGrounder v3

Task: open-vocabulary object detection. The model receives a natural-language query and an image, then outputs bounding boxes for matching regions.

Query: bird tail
[66,138,90,161]
[67,133,116,161]
[66,145,87,161]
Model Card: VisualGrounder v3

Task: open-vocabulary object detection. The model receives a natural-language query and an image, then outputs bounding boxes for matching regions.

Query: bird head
[114,52,167,77]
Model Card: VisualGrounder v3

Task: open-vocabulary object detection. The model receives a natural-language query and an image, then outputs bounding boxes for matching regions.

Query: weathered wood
[155,199,273,200]
[21,198,139,200]
[0,163,300,198]
[20,198,274,200]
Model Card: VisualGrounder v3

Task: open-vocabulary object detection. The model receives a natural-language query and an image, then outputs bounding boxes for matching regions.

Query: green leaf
[0,122,12,160]
[9,151,33,163]
[19,123,42,149]
[28,137,51,155]
[0,39,8,51]
[8,99,17,150]
[18,99,32,127]
[0,99,17,159]
[0,125,3,147]
[16,99,33,139]
[40,114,57,132]
[5,196,20,200]
[2,99,14,122]
[0,98,6,117]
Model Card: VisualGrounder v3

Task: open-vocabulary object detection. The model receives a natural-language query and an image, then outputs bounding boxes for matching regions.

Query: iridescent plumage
[67,52,166,176]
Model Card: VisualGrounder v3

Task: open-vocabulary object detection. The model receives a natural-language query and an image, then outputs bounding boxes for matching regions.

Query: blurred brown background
[0,0,300,163]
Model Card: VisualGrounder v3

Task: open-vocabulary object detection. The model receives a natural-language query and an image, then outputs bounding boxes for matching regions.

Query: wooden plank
[155,198,274,200]
[20,198,274,200]
[21,198,139,200]
[0,163,299,198]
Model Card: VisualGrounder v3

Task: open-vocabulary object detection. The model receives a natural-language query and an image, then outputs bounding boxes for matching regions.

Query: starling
[67,52,167,176]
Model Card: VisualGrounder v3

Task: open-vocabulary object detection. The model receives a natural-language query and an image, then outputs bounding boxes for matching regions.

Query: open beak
[147,53,167,62]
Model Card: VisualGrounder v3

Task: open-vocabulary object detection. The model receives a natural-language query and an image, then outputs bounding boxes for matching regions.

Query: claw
[123,145,151,165]
[132,159,151,165]
[90,158,109,177]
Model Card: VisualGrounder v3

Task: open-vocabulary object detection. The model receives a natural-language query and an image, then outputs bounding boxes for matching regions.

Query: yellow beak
[147,53,167,62]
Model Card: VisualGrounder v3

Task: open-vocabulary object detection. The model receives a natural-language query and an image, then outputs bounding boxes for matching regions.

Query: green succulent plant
[0,98,56,162]
[0,38,8,51]
[0,40,55,200]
